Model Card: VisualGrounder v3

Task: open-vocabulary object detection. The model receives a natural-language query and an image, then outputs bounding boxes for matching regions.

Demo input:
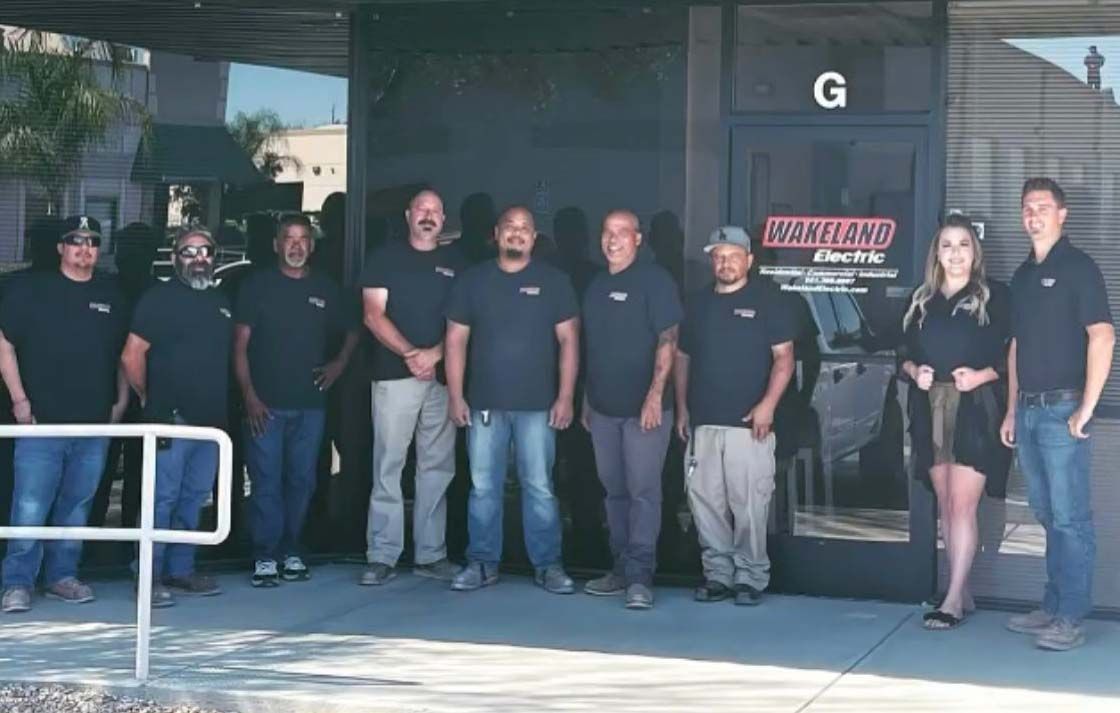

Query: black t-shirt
[0,271,127,424]
[905,281,1010,382]
[680,280,797,429]
[1010,237,1113,393]
[131,280,233,428]
[236,267,356,410]
[361,239,467,381]
[582,262,683,418]
[445,259,579,411]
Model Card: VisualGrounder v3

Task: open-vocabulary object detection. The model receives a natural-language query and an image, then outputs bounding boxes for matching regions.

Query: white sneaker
[251,560,280,588]
[282,556,310,582]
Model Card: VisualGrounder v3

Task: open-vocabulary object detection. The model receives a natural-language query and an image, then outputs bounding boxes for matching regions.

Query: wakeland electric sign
[760,215,900,294]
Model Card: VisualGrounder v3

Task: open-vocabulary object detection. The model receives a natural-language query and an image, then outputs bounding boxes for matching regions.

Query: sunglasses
[61,234,101,248]
[177,244,215,259]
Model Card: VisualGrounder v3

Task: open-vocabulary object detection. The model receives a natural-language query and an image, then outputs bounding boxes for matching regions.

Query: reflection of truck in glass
[786,289,904,486]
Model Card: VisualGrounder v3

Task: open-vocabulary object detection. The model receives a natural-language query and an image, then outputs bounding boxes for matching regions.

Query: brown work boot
[1006,609,1055,635]
[164,573,221,597]
[44,577,95,604]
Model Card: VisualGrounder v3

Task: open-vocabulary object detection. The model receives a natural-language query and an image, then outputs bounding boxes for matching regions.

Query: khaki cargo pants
[686,425,776,590]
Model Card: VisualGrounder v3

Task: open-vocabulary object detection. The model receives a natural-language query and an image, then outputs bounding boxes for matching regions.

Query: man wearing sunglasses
[121,225,233,607]
[1,215,130,614]
[234,214,359,588]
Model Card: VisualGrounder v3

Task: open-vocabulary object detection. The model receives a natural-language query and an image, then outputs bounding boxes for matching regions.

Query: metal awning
[131,122,264,185]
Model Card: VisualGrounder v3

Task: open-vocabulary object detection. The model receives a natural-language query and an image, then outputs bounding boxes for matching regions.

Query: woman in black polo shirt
[901,214,1011,630]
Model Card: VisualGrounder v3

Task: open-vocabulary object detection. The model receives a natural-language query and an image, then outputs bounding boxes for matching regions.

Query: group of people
[0,177,1111,651]
[903,177,1113,652]
[359,190,791,609]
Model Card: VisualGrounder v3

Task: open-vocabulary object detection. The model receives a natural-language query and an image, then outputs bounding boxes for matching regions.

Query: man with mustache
[580,210,682,610]
[234,214,359,588]
[360,190,467,585]
[0,216,129,614]
[121,225,233,607]
[674,226,795,606]
[444,206,579,594]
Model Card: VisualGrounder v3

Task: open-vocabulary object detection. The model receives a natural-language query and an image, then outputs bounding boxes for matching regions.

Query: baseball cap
[703,225,751,253]
[60,215,102,241]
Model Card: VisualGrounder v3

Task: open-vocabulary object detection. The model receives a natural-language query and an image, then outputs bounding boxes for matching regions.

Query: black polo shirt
[131,279,233,428]
[1010,237,1112,393]
[361,239,467,382]
[582,262,683,418]
[0,271,127,424]
[905,281,1010,382]
[445,259,579,411]
[680,280,797,429]
[236,267,355,410]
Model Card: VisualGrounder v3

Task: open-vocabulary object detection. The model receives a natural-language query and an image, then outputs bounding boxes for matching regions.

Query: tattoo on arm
[648,326,679,397]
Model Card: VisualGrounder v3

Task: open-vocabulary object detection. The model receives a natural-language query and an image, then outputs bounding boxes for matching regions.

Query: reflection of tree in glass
[0,30,150,216]
[227,109,303,179]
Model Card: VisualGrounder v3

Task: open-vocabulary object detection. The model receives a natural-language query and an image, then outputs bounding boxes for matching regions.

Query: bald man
[359,189,467,586]
[444,206,580,594]
[580,211,682,609]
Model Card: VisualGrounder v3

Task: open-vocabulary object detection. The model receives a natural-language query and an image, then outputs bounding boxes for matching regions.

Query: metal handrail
[0,423,233,682]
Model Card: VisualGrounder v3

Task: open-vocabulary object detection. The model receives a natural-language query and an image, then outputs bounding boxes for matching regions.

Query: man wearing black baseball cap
[674,226,796,606]
[121,224,233,607]
[0,215,130,613]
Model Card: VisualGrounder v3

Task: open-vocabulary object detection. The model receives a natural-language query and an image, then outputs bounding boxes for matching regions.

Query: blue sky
[225,63,348,127]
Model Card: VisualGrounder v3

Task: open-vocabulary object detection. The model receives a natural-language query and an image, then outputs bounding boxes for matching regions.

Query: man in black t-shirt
[358,190,467,586]
[1001,178,1115,650]
[444,206,580,594]
[674,226,795,607]
[121,225,233,607]
[580,211,682,609]
[235,215,359,588]
[0,216,129,614]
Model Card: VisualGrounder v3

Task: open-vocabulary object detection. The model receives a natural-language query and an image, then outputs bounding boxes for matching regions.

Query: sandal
[923,610,966,630]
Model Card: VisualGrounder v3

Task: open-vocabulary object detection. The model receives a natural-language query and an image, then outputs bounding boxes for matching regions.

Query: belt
[1018,389,1081,408]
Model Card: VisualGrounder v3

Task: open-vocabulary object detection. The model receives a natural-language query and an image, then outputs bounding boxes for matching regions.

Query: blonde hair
[902,214,991,331]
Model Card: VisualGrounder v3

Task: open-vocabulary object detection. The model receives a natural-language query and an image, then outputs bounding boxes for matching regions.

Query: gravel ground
[0,683,237,713]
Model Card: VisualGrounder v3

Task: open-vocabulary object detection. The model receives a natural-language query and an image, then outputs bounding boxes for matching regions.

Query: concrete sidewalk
[0,564,1118,713]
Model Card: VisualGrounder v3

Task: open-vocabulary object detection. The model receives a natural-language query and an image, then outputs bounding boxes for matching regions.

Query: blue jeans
[2,437,110,588]
[150,439,219,579]
[466,410,562,569]
[1016,399,1096,622]
[245,409,325,561]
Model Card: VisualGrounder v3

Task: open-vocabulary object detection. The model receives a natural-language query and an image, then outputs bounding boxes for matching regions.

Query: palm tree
[0,29,150,216]
[227,109,303,179]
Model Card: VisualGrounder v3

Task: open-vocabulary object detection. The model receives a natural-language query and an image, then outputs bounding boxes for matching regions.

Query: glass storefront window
[735,2,934,113]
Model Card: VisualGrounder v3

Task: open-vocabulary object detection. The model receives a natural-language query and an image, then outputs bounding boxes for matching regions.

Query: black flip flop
[923,610,966,630]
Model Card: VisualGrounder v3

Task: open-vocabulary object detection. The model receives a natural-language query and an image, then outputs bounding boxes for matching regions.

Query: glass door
[731,124,935,601]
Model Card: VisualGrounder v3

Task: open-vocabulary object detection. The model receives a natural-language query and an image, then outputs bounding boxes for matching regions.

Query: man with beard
[360,190,466,585]
[121,226,233,607]
[0,216,129,614]
[235,214,359,588]
[580,211,682,610]
[674,226,795,606]
[444,206,579,594]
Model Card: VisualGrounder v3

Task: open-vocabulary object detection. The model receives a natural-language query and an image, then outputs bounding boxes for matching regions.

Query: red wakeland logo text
[762,216,896,250]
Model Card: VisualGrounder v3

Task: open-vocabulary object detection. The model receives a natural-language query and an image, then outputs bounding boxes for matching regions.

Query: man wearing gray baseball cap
[674,225,796,606]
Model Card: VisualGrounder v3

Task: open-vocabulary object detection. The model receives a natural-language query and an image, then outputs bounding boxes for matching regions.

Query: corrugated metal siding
[945,2,1120,610]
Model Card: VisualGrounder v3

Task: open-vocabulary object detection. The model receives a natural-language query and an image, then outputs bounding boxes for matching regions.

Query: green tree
[0,30,150,215]
[227,109,302,179]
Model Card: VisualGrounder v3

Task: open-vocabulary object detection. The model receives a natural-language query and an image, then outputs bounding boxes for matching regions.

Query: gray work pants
[366,378,456,567]
[687,426,776,590]
[587,404,673,586]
